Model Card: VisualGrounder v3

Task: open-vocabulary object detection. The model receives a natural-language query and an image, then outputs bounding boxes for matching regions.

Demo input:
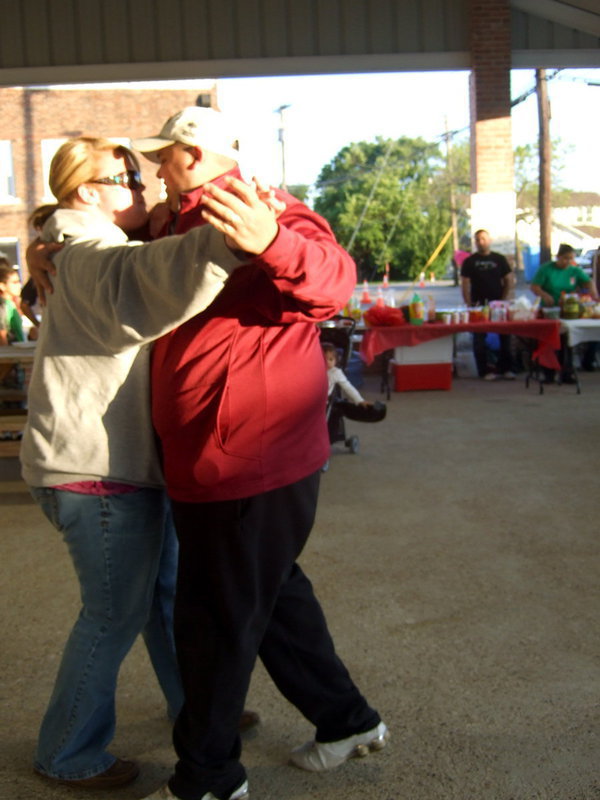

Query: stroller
[319,316,386,465]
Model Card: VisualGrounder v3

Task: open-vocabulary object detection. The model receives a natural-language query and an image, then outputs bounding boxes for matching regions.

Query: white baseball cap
[131,107,240,162]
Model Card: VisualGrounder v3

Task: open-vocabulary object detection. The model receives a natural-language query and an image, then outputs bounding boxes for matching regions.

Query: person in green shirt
[0,264,26,406]
[530,243,597,307]
[530,243,599,381]
[0,264,25,343]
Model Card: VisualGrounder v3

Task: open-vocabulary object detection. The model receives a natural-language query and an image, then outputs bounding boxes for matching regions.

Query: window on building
[196,93,213,108]
[0,238,20,269]
[0,141,17,203]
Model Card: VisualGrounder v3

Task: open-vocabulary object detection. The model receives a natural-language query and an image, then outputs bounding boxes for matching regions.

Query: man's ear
[186,146,203,166]
[75,184,100,205]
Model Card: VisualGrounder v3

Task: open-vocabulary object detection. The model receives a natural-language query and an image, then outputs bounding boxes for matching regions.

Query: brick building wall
[469,0,513,194]
[0,84,217,273]
[467,0,515,252]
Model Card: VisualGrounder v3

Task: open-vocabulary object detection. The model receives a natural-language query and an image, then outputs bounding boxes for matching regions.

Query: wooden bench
[0,413,27,458]
[0,388,28,404]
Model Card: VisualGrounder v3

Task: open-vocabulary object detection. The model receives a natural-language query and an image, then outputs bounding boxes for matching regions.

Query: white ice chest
[393,336,453,365]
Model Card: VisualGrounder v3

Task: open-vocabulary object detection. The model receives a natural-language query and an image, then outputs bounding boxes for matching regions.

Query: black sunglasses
[90,170,143,190]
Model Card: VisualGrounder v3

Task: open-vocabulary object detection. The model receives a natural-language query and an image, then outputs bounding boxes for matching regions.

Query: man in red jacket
[133,107,388,800]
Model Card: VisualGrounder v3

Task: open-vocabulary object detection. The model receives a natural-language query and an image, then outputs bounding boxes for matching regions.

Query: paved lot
[2,363,599,800]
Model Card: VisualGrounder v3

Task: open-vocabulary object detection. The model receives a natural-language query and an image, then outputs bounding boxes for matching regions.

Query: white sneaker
[483,372,498,381]
[289,722,389,772]
[502,371,516,380]
[142,781,249,800]
[220,782,249,800]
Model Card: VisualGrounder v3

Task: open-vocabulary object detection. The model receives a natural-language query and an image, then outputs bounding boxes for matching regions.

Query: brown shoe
[239,709,260,732]
[34,758,139,789]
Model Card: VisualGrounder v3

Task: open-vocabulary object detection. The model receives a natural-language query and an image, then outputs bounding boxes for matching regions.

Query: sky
[212,68,600,193]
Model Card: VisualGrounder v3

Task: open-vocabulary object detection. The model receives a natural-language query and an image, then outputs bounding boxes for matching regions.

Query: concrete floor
[1,369,600,800]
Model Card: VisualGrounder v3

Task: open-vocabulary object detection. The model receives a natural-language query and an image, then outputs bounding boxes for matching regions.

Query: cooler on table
[390,337,453,391]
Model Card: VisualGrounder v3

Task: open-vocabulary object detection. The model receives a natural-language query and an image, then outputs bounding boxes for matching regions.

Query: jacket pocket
[215,331,266,461]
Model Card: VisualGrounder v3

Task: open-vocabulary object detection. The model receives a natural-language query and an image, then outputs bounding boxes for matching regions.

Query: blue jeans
[473,332,512,377]
[30,486,184,780]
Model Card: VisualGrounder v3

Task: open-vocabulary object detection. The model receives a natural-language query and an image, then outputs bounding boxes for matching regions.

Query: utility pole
[536,69,552,265]
[444,117,459,254]
[275,104,290,191]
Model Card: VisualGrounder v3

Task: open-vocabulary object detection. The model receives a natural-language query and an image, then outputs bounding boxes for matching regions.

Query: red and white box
[390,337,453,391]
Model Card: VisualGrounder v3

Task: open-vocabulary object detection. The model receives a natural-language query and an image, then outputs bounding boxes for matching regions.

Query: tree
[286,184,310,203]
[432,136,471,251]
[314,136,456,280]
[514,138,573,219]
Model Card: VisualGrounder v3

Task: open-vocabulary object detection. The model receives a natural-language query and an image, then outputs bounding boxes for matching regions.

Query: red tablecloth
[359,319,561,370]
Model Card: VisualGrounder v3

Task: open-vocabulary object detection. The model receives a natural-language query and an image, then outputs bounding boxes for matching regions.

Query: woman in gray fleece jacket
[21,136,278,790]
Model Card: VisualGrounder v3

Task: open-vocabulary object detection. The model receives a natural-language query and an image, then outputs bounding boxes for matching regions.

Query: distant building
[0,82,218,272]
[516,191,600,278]
[551,192,600,242]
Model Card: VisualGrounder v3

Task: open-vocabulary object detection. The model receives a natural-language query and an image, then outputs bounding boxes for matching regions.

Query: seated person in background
[0,264,24,343]
[0,264,26,403]
[0,302,8,347]
[530,243,599,381]
[0,257,22,305]
[323,342,369,406]
[0,256,41,341]
[530,243,597,307]
[322,342,386,441]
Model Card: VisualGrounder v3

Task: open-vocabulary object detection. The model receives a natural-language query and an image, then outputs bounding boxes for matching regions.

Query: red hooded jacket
[151,171,356,502]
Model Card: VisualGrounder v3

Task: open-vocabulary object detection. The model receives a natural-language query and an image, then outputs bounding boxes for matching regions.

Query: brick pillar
[469,0,515,255]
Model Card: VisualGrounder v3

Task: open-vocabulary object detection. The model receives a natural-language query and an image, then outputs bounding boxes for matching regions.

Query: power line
[554,73,600,87]
[305,69,570,193]
[345,139,395,252]
[511,69,562,108]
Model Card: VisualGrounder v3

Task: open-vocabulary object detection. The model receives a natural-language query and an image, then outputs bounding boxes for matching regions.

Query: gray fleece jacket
[21,208,241,488]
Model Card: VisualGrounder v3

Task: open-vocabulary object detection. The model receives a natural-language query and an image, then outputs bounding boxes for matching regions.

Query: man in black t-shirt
[461,229,515,380]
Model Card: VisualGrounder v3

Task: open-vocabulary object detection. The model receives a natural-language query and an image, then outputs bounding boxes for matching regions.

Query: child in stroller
[319,317,386,460]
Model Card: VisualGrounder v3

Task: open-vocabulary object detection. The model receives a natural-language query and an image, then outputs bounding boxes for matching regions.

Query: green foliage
[515,138,574,217]
[434,137,471,248]
[286,184,310,203]
[314,136,459,280]
[312,132,576,278]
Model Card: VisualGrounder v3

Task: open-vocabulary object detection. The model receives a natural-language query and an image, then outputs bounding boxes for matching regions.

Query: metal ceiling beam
[512,0,600,37]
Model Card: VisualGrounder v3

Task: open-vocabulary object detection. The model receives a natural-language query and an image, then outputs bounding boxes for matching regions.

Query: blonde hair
[31,136,141,223]
[28,203,61,231]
